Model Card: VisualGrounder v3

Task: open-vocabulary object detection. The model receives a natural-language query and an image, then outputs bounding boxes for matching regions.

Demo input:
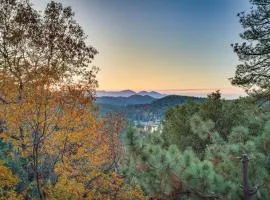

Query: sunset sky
[33,0,250,97]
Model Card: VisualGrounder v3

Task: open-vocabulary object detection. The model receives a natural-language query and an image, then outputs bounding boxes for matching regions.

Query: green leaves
[190,114,214,140]
[232,0,270,101]
[228,126,249,144]
[123,95,270,199]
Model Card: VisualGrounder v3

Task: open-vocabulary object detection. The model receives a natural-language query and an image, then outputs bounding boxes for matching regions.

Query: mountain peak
[137,91,165,98]
[96,90,165,98]
[121,90,136,93]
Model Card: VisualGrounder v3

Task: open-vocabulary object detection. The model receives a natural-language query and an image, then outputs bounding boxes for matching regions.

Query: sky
[33,0,251,98]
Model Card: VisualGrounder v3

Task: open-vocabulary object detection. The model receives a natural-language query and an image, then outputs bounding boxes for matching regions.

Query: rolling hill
[96,90,136,97]
[96,90,165,98]
[96,94,156,106]
[96,95,206,121]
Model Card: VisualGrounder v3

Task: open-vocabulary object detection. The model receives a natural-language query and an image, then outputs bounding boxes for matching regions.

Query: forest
[97,95,206,122]
[0,0,269,199]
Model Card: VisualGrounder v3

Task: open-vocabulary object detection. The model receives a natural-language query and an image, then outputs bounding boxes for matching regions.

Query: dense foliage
[0,0,270,199]
[122,93,270,199]
[96,95,156,106]
[98,95,205,122]
[232,0,270,101]
[0,0,144,199]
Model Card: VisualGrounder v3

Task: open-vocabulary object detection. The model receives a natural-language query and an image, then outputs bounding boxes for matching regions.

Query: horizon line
[97,88,244,92]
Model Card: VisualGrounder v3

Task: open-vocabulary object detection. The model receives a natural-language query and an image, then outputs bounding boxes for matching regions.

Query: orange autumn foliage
[0,162,21,200]
[0,1,146,198]
[0,74,145,199]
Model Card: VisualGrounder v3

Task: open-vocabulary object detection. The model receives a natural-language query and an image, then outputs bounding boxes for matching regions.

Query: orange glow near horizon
[33,0,250,98]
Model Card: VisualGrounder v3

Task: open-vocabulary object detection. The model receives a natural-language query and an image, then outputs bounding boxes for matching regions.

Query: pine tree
[232,0,270,102]
[122,97,270,199]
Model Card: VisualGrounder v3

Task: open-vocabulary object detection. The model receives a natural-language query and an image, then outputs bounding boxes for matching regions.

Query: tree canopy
[1,0,270,199]
[0,1,145,199]
[232,0,270,101]
[122,96,270,199]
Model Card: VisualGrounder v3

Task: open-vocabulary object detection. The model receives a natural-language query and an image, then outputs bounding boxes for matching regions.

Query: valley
[95,91,206,131]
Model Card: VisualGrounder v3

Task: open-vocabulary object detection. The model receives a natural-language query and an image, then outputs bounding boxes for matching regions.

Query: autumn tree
[231,0,270,102]
[0,1,147,199]
[88,113,146,200]
[0,161,20,199]
[101,113,125,172]
[0,0,98,197]
[0,0,104,199]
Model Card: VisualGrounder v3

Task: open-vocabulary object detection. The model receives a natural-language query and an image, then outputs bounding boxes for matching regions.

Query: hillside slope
[97,95,206,121]
[96,95,155,106]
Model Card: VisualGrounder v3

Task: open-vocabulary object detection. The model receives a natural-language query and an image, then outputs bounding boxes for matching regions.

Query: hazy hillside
[97,95,206,121]
[96,94,156,106]
[96,90,165,98]
[96,90,136,97]
[137,91,165,98]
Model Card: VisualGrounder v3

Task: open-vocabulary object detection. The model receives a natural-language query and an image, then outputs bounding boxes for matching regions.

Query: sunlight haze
[33,0,250,97]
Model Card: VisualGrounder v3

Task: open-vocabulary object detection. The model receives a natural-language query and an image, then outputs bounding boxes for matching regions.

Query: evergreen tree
[162,93,265,155]
[122,96,270,199]
[232,0,270,101]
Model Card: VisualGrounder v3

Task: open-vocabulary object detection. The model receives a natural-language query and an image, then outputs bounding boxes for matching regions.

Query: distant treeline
[97,95,206,121]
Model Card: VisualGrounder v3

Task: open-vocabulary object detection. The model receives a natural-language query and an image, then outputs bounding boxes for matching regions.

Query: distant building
[134,120,162,133]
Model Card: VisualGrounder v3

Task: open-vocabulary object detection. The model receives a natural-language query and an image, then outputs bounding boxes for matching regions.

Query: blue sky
[33,0,251,97]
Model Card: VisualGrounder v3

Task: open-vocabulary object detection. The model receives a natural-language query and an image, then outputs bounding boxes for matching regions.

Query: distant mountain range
[96,94,206,121]
[96,90,165,98]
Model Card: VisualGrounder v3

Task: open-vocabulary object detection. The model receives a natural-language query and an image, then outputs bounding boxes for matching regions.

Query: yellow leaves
[85,172,146,200]
[0,73,146,199]
[118,186,146,200]
[0,162,18,188]
[47,177,85,200]
[0,162,21,200]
